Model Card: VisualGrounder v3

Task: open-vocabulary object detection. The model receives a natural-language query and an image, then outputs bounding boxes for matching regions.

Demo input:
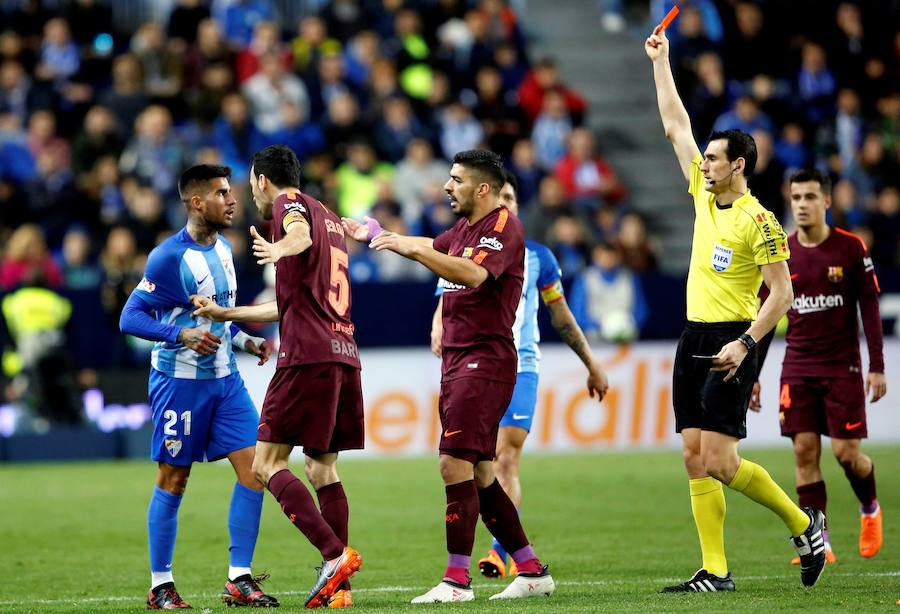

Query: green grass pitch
[1,446,897,612]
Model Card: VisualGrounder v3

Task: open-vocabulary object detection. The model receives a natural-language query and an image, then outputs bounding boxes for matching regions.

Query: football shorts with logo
[438,376,516,463]
[499,372,539,431]
[149,369,258,466]
[779,376,867,439]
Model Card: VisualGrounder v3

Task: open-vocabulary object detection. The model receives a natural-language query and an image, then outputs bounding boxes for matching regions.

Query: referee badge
[711,243,733,272]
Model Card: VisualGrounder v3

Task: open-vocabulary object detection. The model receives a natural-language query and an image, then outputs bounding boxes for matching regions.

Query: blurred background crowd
[0,0,897,429]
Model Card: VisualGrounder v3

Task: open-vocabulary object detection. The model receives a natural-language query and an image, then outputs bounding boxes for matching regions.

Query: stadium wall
[234,340,900,457]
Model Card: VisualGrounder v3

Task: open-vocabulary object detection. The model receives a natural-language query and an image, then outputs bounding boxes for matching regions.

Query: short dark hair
[501,168,519,197]
[707,129,758,176]
[452,149,505,193]
[178,164,231,201]
[251,145,302,189]
[789,168,832,195]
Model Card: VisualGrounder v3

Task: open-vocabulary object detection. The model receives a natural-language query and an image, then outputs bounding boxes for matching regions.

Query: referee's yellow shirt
[686,154,789,323]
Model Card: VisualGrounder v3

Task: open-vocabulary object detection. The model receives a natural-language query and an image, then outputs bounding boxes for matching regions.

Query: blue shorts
[499,371,539,432]
[149,369,259,466]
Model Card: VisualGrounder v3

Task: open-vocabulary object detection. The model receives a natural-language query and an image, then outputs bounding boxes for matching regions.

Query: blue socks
[148,486,182,577]
[228,482,264,569]
[491,538,509,565]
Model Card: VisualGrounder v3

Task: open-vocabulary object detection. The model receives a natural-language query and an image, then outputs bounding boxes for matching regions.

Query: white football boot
[489,568,555,600]
[411,581,475,604]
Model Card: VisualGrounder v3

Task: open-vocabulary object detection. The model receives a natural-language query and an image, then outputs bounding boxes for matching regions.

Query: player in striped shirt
[119,165,277,609]
[431,170,608,579]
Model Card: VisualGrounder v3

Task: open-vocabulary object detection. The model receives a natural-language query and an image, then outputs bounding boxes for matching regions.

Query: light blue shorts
[499,371,539,432]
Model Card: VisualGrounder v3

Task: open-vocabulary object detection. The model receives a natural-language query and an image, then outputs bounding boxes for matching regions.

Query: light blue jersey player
[431,170,609,579]
[119,165,278,609]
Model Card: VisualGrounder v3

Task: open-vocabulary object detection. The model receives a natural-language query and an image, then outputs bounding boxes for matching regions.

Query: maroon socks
[478,479,530,556]
[844,464,878,513]
[317,482,351,589]
[268,469,343,560]
[443,480,479,585]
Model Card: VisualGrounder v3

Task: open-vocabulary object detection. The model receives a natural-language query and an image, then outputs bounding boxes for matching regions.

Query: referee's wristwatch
[737,333,757,352]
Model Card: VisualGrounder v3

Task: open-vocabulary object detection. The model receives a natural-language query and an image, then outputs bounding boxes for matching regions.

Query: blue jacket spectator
[216,0,276,49]
[569,242,648,343]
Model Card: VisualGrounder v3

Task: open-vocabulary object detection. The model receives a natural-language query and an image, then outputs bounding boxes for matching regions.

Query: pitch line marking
[2,572,898,607]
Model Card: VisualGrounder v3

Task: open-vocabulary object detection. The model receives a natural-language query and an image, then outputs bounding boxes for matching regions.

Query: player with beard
[343,149,555,604]
[753,169,886,564]
[192,145,363,609]
[120,164,278,609]
[431,169,609,580]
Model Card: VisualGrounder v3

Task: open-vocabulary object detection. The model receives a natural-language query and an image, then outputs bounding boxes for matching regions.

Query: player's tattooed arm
[191,296,280,322]
[177,327,221,355]
[547,298,609,401]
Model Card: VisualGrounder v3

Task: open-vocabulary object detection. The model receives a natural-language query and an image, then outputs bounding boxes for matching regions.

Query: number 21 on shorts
[163,409,192,436]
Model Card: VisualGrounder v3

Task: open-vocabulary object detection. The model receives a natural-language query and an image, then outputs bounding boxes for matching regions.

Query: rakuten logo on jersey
[791,293,844,314]
[478,236,503,251]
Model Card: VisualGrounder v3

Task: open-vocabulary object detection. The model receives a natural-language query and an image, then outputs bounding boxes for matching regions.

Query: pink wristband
[366,218,384,241]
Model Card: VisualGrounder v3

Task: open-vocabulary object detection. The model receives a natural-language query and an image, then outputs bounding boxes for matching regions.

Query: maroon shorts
[438,376,515,463]
[779,376,867,439]
[259,363,364,453]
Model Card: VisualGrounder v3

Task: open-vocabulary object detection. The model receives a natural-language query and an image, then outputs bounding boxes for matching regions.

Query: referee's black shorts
[673,321,758,439]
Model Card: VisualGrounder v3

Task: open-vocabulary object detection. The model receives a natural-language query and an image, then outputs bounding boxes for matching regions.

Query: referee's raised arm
[645,28,700,182]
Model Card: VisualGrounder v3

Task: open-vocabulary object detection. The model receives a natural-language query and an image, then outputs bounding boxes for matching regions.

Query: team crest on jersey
[711,243,733,272]
[137,277,156,293]
[462,247,474,258]
[164,438,182,457]
[827,266,843,282]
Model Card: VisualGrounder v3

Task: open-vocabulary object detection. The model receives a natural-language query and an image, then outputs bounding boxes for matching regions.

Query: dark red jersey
[433,207,524,384]
[272,192,360,369]
[782,227,883,378]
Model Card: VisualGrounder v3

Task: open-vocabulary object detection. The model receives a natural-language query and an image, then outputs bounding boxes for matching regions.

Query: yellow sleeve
[688,153,705,196]
[745,208,790,265]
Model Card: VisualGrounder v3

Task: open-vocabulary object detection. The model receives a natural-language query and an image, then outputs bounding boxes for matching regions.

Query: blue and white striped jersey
[513,241,563,373]
[437,239,563,375]
[133,228,238,379]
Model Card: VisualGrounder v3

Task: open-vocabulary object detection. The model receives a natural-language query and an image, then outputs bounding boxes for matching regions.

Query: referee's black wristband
[738,333,757,352]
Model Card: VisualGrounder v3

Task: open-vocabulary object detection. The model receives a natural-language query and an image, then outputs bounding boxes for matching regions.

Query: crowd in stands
[0,0,657,369]
[655,0,899,275]
[0,0,897,378]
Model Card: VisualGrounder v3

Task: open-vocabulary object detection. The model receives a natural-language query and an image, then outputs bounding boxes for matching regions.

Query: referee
[645,27,826,592]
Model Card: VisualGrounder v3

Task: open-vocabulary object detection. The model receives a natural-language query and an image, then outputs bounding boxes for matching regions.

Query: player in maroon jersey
[193,145,362,608]
[343,150,555,603]
[755,169,886,563]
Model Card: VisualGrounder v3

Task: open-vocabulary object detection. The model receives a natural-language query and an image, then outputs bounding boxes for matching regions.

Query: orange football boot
[326,589,352,608]
[859,508,883,558]
[478,549,507,579]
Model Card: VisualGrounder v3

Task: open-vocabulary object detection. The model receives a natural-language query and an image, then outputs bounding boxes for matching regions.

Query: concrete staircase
[524,0,693,272]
